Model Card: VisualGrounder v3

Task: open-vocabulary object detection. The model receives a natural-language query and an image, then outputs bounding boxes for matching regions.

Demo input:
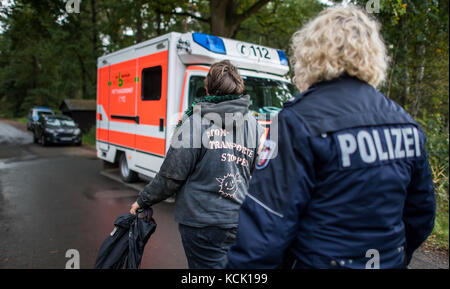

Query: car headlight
[45,128,56,134]
[74,128,81,135]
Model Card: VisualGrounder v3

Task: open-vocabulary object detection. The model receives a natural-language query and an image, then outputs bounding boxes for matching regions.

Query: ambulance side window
[141,66,162,100]
[188,76,206,107]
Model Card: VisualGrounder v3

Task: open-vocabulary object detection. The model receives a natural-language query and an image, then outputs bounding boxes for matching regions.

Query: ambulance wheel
[119,153,138,183]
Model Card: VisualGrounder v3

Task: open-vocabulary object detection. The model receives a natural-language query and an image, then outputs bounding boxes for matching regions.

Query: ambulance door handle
[159,118,164,132]
[111,114,139,124]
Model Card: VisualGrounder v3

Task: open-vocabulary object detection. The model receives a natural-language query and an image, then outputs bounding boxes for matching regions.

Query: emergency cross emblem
[255,140,277,170]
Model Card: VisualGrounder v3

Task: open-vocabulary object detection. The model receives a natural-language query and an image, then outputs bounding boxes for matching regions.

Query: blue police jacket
[227,74,436,269]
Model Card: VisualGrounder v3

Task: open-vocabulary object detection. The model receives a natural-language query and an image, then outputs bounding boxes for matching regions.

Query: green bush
[82,126,96,148]
[15,117,28,124]
[418,114,449,250]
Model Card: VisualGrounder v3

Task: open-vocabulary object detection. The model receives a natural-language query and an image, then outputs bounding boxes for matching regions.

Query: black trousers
[178,224,237,269]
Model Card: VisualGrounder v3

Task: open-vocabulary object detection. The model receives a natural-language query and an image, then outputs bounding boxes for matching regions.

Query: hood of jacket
[197,95,250,128]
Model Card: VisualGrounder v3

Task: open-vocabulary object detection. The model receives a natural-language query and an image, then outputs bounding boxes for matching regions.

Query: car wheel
[119,153,138,183]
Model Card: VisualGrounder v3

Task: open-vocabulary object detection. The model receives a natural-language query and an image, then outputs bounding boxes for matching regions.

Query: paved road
[0,120,447,269]
[0,120,187,269]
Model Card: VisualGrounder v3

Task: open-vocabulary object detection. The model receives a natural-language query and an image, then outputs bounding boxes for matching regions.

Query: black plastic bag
[94,209,156,269]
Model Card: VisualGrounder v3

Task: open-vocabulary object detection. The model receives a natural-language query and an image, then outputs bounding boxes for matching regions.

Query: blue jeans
[178,224,237,269]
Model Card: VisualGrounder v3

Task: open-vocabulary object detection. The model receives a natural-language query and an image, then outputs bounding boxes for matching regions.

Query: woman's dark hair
[204,60,244,96]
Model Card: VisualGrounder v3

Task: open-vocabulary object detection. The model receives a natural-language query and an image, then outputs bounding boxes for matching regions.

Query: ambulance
[96,32,297,182]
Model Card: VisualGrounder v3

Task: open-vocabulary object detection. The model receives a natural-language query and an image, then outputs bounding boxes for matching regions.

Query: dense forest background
[0,0,448,249]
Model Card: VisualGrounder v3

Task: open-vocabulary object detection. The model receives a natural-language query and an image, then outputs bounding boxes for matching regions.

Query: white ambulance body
[96,32,297,182]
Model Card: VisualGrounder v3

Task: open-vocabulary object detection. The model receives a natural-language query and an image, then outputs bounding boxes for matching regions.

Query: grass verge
[15,117,28,124]
[419,115,449,252]
[425,162,449,251]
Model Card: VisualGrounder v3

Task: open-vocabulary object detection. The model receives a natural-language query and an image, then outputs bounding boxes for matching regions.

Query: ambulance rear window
[141,66,162,100]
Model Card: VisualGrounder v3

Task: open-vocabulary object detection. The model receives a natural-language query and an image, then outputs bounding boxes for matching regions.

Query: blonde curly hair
[290,5,389,92]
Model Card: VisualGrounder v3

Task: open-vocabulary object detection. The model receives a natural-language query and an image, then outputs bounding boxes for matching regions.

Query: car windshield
[46,118,76,127]
[188,75,298,119]
[37,111,53,117]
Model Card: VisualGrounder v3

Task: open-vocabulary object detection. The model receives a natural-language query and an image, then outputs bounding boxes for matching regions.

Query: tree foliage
[0,0,448,124]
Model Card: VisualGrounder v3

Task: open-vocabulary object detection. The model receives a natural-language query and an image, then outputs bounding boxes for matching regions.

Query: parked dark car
[27,106,54,131]
[33,115,82,146]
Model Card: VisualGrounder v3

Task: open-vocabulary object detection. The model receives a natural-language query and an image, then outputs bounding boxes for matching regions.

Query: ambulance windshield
[188,75,298,119]
[242,76,297,119]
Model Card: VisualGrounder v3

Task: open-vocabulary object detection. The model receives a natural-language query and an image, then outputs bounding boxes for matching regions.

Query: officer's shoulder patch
[255,140,277,170]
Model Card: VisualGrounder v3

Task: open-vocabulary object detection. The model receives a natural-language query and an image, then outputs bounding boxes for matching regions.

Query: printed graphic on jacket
[255,140,276,170]
[216,173,241,200]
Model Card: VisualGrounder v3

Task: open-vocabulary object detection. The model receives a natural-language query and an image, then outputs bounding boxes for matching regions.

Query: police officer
[227,6,435,269]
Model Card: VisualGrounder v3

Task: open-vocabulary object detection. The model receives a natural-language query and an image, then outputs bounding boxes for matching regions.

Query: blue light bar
[192,33,226,55]
[277,50,288,66]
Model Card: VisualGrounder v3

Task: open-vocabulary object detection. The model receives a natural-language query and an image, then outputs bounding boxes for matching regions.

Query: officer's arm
[403,129,436,265]
[136,122,201,209]
[227,109,314,268]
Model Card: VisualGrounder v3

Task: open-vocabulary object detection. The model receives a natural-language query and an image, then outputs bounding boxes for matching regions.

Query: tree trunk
[387,38,399,99]
[402,68,410,108]
[136,7,143,43]
[397,17,409,108]
[209,0,270,38]
[156,9,162,36]
[183,17,188,33]
[32,55,38,102]
[90,0,98,99]
[411,43,426,117]
[209,0,230,37]
[91,0,98,56]
[77,53,87,99]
